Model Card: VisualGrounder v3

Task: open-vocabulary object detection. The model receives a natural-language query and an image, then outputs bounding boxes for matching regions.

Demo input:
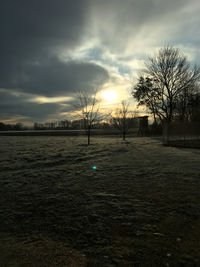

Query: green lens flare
[92,166,97,170]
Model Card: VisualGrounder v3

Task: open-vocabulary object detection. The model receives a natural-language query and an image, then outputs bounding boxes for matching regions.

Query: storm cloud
[0,0,108,95]
[1,57,109,97]
[0,90,65,122]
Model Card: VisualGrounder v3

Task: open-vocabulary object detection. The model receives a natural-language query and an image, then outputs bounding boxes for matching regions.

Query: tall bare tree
[75,91,101,145]
[132,47,200,124]
[111,100,130,141]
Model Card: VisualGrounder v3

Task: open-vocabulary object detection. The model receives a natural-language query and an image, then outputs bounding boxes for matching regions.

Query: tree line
[0,122,25,131]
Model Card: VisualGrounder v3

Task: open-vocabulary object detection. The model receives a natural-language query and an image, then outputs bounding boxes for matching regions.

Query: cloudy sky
[1,0,200,125]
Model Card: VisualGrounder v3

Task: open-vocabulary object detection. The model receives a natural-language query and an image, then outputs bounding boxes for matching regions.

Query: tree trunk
[153,112,157,125]
[87,126,91,145]
[123,131,126,141]
[122,117,126,141]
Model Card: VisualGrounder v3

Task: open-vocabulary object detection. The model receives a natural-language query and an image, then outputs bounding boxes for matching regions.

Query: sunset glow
[101,90,117,103]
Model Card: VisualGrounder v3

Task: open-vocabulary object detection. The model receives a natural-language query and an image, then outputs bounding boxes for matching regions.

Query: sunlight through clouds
[101,90,117,104]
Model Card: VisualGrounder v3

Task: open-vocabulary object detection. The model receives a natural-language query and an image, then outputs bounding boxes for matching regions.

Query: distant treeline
[0,118,138,131]
[0,122,26,131]
[33,118,139,131]
[0,117,163,136]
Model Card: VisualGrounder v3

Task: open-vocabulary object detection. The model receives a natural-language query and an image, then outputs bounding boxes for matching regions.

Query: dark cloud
[0,1,86,59]
[2,57,109,96]
[0,91,65,122]
[0,0,88,54]
[0,0,109,98]
[0,0,109,122]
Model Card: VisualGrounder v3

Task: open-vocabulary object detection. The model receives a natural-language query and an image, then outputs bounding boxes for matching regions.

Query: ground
[0,136,200,266]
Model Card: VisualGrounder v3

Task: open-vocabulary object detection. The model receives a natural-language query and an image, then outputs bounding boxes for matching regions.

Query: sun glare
[101,90,117,103]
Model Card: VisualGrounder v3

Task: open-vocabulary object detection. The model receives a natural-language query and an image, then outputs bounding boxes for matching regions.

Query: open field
[0,136,200,266]
[0,130,119,136]
[0,129,136,137]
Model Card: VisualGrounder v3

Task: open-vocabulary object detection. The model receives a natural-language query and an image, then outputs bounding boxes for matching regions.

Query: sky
[1,0,200,125]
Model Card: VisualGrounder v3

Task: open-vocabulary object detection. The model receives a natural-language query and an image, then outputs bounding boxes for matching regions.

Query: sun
[101,90,117,103]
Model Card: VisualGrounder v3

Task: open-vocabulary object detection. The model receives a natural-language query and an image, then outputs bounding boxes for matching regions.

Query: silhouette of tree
[0,122,24,131]
[111,100,130,141]
[132,47,200,124]
[0,122,6,130]
[132,76,159,124]
[75,91,101,145]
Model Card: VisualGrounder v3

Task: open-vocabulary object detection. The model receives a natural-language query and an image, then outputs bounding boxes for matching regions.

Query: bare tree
[74,91,101,145]
[132,47,200,124]
[111,100,130,141]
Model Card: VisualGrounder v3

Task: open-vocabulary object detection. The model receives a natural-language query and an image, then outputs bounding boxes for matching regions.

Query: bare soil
[0,136,200,266]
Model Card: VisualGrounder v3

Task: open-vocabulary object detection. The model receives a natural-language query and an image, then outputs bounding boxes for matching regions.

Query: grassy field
[0,136,200,266]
